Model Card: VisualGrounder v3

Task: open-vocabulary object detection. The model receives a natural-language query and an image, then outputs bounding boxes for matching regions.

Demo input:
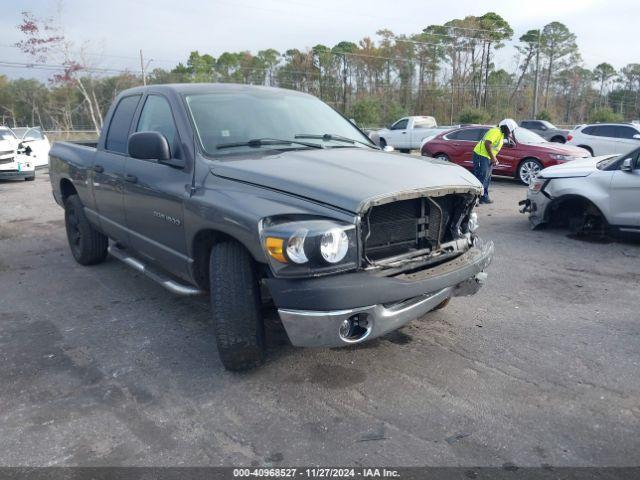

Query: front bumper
[519,188,552,228]
[268,240,493,347]
[0,169,35,180]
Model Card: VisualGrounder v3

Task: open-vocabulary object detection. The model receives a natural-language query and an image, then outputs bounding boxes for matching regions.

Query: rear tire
[435,153,450,162]
[64,194,108,265]
[209,240,265,371]
[25,175,35,181]
[517,158,543,185]
[550,136,566,143]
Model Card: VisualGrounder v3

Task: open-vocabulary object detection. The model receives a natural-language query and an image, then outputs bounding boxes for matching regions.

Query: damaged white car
[0,127,34,181]
[10,127,51,168]
[520,148,640,236]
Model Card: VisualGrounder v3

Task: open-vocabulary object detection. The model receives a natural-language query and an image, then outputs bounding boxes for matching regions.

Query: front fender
[183,175,357,264]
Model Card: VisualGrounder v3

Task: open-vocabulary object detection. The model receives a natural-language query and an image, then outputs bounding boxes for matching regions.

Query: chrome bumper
[278,271,488,348]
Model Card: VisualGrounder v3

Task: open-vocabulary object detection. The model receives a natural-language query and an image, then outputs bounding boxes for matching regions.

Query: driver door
[609,150,640,228]
[387,118,409,149]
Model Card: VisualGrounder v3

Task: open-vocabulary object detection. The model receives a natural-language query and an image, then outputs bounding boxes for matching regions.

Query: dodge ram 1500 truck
[49,84,493,371]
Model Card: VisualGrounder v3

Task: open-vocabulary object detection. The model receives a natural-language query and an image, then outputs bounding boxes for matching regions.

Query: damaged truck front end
[267,186,494,348]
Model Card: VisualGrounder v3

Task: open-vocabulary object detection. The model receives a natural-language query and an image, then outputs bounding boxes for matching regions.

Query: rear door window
[589,125,618,138]
[448,128,487,141]
[105,95,142,153]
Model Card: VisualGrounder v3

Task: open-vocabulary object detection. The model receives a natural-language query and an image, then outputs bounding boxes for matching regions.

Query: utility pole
[532,30,541,118]
[140,49,146,86]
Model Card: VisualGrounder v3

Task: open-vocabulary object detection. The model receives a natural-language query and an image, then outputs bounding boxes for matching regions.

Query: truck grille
[362,194,474,262]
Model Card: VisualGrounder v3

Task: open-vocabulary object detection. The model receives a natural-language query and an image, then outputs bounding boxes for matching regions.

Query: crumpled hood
[211,148,482,213]
[540,155,616,178]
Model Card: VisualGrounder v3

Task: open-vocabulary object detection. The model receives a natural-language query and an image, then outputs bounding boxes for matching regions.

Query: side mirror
[633,134,640,140]
[383,145,395,152]
[621,158,634,172]
[128,131,171,162]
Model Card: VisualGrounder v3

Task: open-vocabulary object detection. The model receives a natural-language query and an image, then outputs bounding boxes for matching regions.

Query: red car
[421,125,591,184]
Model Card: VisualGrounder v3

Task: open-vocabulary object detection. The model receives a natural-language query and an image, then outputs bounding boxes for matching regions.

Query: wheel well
[515,157,542,178]
[191,229,263,291]
[60,178,77,202]
[577,145,593,156]
[550,135,566,143]
[546,195,606,227]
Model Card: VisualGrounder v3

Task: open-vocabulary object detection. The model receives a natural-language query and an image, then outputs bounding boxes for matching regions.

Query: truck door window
[105,95,141,153]
[136,95,177,149]
[391,119,408,130]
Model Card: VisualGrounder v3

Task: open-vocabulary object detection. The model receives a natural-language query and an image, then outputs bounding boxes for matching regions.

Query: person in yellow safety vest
[472,118,517,204]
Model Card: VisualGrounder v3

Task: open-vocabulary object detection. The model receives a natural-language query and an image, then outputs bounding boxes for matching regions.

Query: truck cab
[374,116,437,152]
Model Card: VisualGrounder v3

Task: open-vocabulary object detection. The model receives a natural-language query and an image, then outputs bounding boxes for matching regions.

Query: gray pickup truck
[50,84,493,371]
[519,120,569,143]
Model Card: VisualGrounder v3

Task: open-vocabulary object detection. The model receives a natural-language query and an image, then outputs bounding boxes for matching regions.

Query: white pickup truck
[369,116,438,152]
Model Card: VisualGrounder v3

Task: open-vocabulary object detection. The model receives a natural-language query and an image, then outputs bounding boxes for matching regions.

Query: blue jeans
[472,152,492,202]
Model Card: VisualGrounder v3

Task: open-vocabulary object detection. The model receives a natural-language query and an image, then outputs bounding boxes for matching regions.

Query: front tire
[209,240,265,371]
[517,158,543,185]
[379,138,387,149]
[64,194,108,265]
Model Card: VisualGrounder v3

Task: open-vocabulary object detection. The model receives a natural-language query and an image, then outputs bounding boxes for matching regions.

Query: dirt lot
[0,170,638,467]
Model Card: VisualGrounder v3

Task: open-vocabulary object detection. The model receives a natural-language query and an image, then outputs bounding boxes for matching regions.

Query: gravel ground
[0,170,638,467]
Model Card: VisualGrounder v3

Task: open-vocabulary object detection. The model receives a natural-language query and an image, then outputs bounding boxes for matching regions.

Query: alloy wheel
[519,160,541,184]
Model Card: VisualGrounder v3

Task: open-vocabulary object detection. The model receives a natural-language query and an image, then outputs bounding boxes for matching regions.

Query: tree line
[2,10,639,134]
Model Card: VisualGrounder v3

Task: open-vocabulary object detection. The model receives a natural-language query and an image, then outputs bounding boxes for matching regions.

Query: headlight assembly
[529,177,547,192]
[259,217,358,277]
[549,154,574,161]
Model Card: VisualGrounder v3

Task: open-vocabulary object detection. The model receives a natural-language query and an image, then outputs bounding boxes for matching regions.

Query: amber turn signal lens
[265,237,287,263]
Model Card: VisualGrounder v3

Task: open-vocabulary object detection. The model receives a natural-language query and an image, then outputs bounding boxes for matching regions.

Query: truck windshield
[185,91,375,156]
[515,128,547,144]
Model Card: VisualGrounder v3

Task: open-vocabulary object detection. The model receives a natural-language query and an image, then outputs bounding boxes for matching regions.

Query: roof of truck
[119,83,312,97]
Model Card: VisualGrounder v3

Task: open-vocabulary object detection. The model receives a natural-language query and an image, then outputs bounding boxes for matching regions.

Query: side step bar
[107,245,204,296]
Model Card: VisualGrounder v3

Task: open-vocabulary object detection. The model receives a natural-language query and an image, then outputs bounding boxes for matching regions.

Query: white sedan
[521,151,640,236]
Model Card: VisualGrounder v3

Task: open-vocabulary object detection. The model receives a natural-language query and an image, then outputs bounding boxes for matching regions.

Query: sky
[1,0,637,81]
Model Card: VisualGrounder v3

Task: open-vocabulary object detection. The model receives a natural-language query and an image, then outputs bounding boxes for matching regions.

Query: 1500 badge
[153,211,181,226]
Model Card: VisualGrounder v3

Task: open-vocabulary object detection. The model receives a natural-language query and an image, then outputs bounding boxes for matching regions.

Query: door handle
[402,131,407,134]
[93,164,104,173]
[124,173,138,183]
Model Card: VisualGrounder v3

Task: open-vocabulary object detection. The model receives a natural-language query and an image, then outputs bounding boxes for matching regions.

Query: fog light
[338,313,371,343]
[339,318,353,338]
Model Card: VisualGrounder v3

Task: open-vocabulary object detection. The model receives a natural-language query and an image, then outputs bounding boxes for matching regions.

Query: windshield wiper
[295,133,374,149]
[216,137,323,150]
